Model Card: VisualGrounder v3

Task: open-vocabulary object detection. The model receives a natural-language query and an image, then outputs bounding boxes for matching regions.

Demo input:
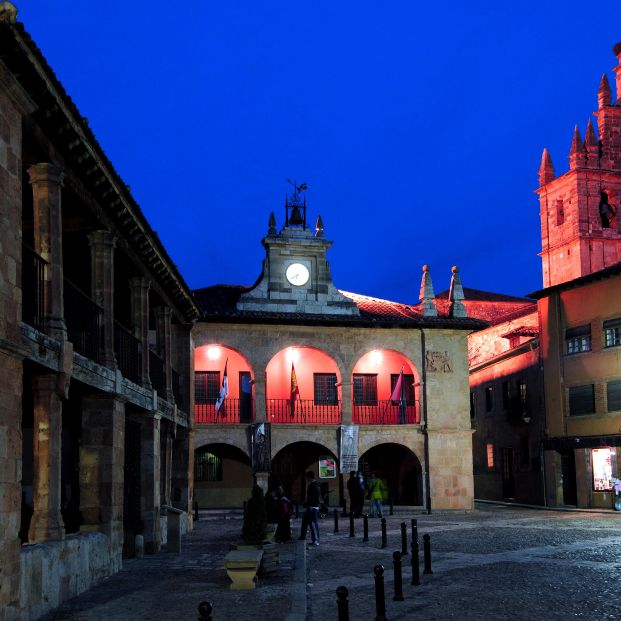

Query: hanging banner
[339,425,359,473]
[251,422,271,473]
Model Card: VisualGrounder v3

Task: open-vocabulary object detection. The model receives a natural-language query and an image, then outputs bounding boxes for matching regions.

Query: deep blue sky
[20,2,621,303]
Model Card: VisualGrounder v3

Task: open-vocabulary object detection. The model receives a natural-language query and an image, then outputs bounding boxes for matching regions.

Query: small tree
[241,484,267,545]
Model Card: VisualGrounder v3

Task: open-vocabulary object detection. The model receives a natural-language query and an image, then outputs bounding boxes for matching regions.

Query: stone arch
[194,428,250,459]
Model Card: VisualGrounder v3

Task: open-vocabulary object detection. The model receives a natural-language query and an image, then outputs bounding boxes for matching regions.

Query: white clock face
[286,263,310,286]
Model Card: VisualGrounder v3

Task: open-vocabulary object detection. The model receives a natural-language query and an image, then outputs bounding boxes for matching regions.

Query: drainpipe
[420,329,432,514]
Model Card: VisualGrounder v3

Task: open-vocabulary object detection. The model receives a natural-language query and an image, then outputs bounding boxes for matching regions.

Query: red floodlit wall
[266,347,340,400]
[352,349,419,402]
[194,345,253,399]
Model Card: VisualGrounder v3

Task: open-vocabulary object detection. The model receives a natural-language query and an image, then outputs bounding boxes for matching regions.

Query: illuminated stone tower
[537,43,621,287]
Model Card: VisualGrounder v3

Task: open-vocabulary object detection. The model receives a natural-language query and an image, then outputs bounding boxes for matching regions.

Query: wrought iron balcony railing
[353,401,419,425]
[268,399,341,424]
[149,349,165,395]
[195,398,254,424]
[21,243,47,332]
[114,321,141,384]
[64,278,102,361]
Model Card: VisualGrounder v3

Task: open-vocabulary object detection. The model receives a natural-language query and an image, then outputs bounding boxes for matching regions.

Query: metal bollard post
[400,522,409,556]
[373,564,388,621]
[194,500,199,521]
[381,517,387,549]
[411,539,420,586]
[336,585,350,621]
[423,533,433,574]
[349,512,355,537]
[363,514,369,542]
[197,601,213,621]
[334,508,339,533]
[392,551,404,601]
[411,518,418,546]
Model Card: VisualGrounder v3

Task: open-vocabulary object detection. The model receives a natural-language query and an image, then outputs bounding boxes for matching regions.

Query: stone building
[0,13,198,620]
[531,42,621,509]
[192,189,484,513]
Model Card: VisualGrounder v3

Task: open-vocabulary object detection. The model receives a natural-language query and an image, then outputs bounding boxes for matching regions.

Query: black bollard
[392,551,404,601]
[423,533,433,574]
[411,518,418,546]
[194,500,199,521]
[349,512,355,537]
[373,564,388,621]
[295,502,300,519]
[334,508,339,533]
[389,493,394,516]
[411,539,420,586]
[381,517,387,549]
[336,585,350,621]
[197,601,213,621]
[363,514,369,542]
[400,522,409,556]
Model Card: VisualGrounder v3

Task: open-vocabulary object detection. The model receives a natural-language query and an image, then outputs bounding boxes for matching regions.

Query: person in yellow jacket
[369,473,387,518]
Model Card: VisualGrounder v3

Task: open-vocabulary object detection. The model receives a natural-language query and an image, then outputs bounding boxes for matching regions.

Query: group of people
[347,470,388,519]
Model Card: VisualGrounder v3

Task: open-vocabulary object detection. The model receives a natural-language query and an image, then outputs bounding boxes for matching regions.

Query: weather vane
[286,179,308,195]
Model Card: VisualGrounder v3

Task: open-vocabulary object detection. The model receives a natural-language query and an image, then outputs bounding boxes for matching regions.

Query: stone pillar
[172,323,193,413]
[161,425,173,506]
[154,306,174,402]
[80,395,125,568]
[129,276,151,388]
[141,412,161,554]
[88,231,117,369]
[28,163,67,341]
[253,377,266,423]
[172,428,190,513]
[340,380,352,424]
[28,374,65,542]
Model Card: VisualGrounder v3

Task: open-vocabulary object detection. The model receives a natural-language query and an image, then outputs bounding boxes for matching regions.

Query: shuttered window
[195,371,220,404]
[607,380,621,412]
[353,374,378,406]
[390,374,415,403]
[314,373,338,405]
[568,385,595,416]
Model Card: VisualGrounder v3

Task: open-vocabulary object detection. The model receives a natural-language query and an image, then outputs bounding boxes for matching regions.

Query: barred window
[607,380,621,412]
[566,325,591,354]
[353,374,377,406]
[568,384,595,416]
[194,450,222,482]
[390,374,415,403]
[314,373,338,405]
[518,379,527,407]
[604,319,621,348]
[195,371,220,404]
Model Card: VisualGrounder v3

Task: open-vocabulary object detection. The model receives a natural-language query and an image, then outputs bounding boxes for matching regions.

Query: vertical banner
[251,422,271,473]
[339,425,359,473]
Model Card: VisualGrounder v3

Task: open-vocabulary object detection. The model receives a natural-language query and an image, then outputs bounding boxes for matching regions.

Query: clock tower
[237,186,360,316]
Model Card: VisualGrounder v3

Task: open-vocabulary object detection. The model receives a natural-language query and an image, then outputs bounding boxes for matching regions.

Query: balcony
[114,321,141,384]
[149,350,165,395]
[64,278,102,361]
[268,399,341,424]
[353,401,418,425]
[21,243,46,332]
[195,398,254,424]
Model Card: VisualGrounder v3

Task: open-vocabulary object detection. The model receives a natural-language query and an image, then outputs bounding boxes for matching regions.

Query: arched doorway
[194,443,252,509]
[359,443,423,506]
[271,441,339,507]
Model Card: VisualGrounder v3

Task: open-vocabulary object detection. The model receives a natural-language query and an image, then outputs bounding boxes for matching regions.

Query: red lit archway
[266,346,341,424]
[194,345,254,423]
[352,350,420,424]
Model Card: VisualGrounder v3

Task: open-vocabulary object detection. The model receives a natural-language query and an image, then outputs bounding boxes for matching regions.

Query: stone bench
[223,549,264,590]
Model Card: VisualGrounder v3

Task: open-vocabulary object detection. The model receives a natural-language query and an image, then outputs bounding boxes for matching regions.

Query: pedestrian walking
[347,471,364,517]
[369,473,387,518]
[298,471,321,546]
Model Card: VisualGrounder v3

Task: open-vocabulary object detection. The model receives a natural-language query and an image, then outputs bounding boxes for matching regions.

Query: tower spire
[448,266,467,318]
[598,73,612,108]
[569,125,585,169]
[584,118,599,167]
[538,148,555,186]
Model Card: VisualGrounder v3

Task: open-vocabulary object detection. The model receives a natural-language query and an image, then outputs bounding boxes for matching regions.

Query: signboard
[339,425,359,473]
[592,447,613,491]
[318,456,336,479]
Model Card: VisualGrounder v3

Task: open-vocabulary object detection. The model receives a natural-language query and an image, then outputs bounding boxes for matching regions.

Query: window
[607,380,621,412]
[486,443,494,469]
[353,374,377,406]
[195,371,220,404]
[604,319,621,348]
[470,392,476,419]
[518,379,527,407]
[566,325,591,354]
[314,373,338,405]
[568,384,595,416]
[556,199,564,226]
[194,450,222,482]
[485,386,493,413]
[502,382,510,410]
[390,373,415,403]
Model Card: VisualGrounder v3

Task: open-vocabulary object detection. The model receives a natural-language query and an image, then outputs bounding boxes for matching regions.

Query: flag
[215,359,228,416]
[390,369,405,405]
[290,362,300,416]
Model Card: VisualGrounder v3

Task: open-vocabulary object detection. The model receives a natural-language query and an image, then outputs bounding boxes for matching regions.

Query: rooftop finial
[0,1,18,23]
[419,265,437,317]
[569,125,585,169]
[448,266,467,318]
[315,214,324,238]
[538,148,555,186]
[268,211,276,235]
[598,73,612,108]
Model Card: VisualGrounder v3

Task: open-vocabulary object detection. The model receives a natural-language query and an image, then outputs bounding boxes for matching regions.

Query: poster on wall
[592,447,613,491]
[339,425,359,473]
[318,456,336,479]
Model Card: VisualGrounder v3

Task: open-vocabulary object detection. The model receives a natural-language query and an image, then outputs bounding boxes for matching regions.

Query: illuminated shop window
[608,380,621,412]
[565,325,591,354]
[568,384,595,416]
[486,443,495,469]
[604,319,621,348]
[592,448,613,491]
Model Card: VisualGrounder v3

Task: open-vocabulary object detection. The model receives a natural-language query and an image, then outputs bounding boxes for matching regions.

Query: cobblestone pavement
[38,504,621,620]
[307,504,621,620]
